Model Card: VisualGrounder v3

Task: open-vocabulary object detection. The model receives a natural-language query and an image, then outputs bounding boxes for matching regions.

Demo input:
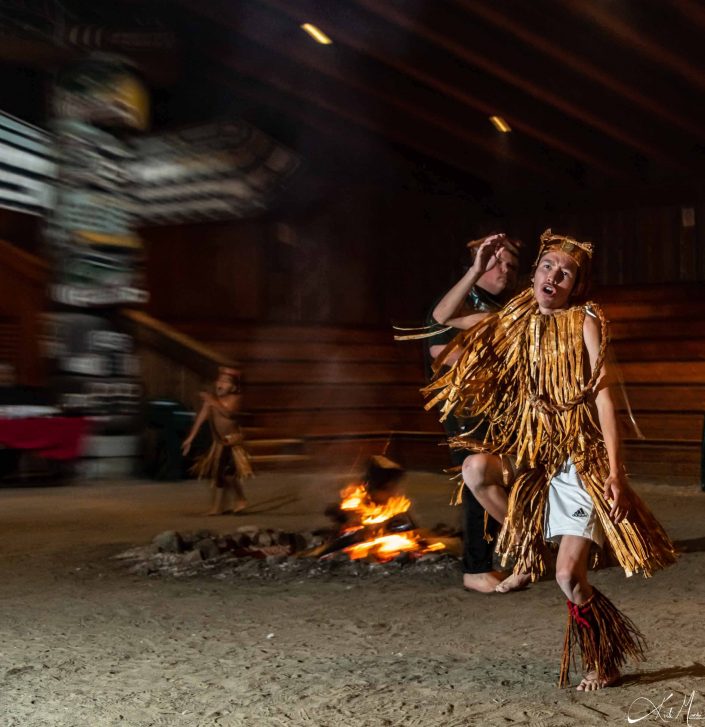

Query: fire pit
[115,457,461,579]
[317,456,455,562]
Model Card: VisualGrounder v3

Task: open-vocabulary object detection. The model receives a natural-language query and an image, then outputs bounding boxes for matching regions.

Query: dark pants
[446,415,497,574]
[461,473,499,573]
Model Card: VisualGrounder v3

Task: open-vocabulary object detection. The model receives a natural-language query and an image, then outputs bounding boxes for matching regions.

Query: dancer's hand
[181,438,192,456]
[470,234,506,277]
[604,469,631,523]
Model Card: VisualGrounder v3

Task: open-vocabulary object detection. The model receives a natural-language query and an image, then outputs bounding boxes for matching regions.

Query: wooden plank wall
[171,285,705,479]
[140,188,705,478]
[143,190,705,331]
[142,188,477,327]
[3,185,701,478]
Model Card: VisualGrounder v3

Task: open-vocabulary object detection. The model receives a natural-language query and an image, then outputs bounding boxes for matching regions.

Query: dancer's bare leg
[462,453,508,522]
[461,454,529,593]
[206,483,228,516]
[556,535,618,690]
[229,476,248,513]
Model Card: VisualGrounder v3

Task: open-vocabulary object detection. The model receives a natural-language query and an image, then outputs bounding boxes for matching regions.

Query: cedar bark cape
[422,287,677,579]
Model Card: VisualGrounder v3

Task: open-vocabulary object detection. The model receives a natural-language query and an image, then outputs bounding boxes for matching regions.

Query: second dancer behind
[424,232,520,593]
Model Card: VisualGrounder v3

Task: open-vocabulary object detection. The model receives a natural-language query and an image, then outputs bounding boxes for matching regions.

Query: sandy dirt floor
[1,469,704,727]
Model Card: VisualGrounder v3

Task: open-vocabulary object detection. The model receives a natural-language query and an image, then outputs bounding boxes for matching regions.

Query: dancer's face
[215,374,236,396]
[533,250,578,313]
[477,248,519,296]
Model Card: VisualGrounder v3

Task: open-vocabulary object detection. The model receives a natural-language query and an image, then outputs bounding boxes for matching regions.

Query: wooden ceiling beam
[563,0,705,94]
[456,0,705,145]
[673,0,705,32]
[208,69,502,202]
[213,46,506,183]
[195,0,567,184]
[206,69,389,173]
[259,0,633,182]
[353,0,687,173]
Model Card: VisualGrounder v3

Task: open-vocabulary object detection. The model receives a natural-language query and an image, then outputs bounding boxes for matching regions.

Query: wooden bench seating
[596,285,705,480]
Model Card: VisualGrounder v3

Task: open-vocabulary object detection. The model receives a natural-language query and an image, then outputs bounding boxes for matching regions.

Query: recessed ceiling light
[300,23,333,45]
[489,116,512,133]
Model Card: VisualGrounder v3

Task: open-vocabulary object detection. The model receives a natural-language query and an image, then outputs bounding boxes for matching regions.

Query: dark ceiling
[2,0,705,212]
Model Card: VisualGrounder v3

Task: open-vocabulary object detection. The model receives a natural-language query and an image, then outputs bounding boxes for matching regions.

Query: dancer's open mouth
[542,284,555,296]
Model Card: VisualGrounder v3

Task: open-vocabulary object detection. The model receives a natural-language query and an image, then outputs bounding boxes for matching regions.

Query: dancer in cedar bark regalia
[182,366,253,515]
[424,229,676,690]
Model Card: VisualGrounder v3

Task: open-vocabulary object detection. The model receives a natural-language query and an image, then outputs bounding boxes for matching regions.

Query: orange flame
[337,483,446,562]
[339,483,411,526]
[346,533,419,562]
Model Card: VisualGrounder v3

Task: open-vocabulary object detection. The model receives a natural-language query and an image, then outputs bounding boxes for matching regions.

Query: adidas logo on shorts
[572,508,588,518]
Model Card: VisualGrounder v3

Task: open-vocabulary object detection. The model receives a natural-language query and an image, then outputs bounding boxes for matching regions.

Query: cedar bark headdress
[535,229,594,299]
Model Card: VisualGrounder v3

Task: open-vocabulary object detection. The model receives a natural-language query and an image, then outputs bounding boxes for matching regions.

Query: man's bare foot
[576,670,619,691]
[463,571,505,593]
[205,509,227,516]
[231,499,248,514]
[495,572,531,593]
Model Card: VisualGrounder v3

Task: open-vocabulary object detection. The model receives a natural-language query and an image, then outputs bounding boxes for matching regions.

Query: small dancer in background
[182,366,253,515]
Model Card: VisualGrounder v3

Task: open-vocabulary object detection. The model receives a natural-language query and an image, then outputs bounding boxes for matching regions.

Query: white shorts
[544,459,604,547]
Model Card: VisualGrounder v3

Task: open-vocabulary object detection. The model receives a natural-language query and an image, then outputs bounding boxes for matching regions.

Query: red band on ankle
[567,601,592,629]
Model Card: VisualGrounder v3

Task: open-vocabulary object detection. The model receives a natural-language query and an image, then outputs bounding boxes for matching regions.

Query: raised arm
[431,234,506,330]
[583,311,631,523]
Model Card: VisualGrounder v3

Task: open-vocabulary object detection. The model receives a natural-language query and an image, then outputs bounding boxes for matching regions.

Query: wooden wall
[143,188,705,329]
[143,187,484,326]
[503,202,705,287]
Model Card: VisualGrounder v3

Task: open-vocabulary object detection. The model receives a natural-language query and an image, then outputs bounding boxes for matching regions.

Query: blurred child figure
[182,366,253,515]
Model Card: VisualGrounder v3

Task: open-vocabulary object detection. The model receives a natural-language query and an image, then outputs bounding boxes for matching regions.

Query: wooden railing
[119,309,235,411]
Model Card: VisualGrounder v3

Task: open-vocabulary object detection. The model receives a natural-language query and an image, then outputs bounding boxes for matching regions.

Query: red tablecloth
[0,417,89,460]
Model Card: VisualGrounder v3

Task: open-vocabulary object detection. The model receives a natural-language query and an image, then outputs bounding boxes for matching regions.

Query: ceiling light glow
[301,23,332,45]
[489,116,512,133]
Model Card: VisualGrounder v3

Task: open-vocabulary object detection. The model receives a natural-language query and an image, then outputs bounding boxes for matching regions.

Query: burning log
[312,456,454,563]
[120,456,461,578]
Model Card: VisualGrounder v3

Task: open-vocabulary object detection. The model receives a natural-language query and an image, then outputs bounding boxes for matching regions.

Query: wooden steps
[239,360,423,385]
[169,319,439,470]
[610,319,705,341]
[613,339,705,362]
[597,285,705,481]
[246,408,439,436]
[240,383,423,410]
[620,412,703,442]
[173,321,395,345]
[248,453,311,469]
[243,436,311,470]
[621,385,705,411]
[624,443,701,477]
[619,361,705,384]
[210,339,412,362]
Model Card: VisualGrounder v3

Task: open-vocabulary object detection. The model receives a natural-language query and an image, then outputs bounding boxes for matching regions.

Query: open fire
[120,456,460,579]
[317,457,449,563]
